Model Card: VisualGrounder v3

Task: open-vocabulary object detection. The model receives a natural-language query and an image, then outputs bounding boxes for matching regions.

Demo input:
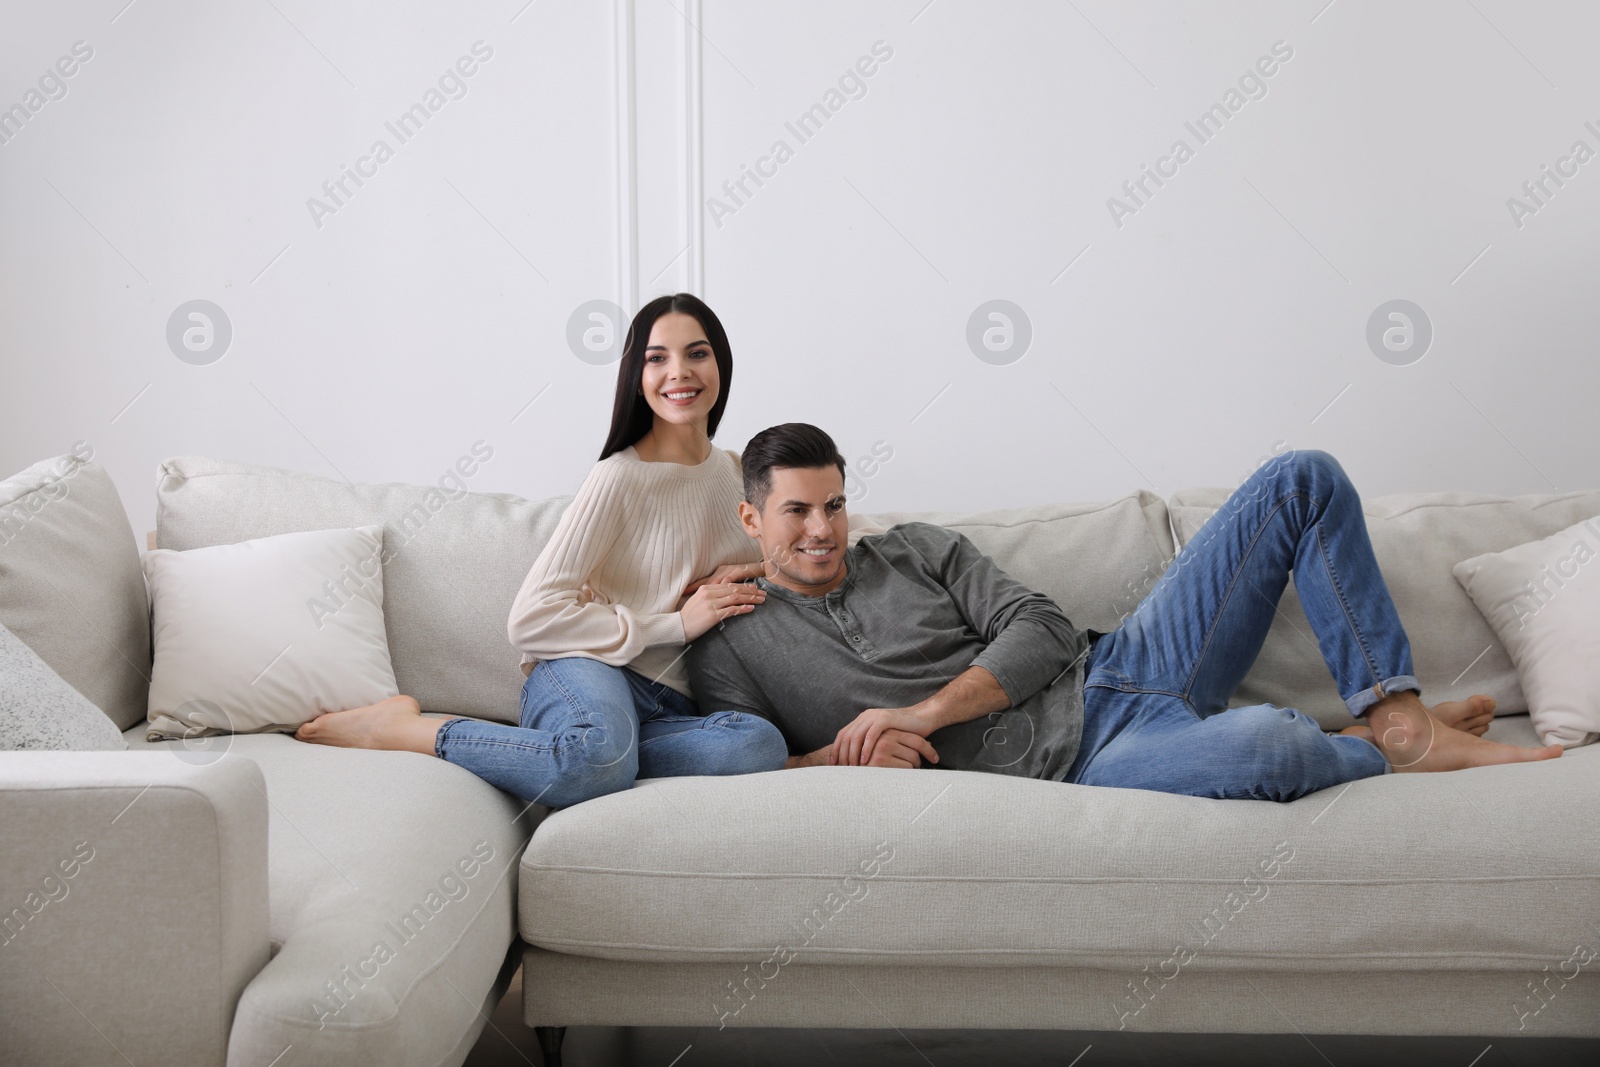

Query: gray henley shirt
[686,522,1090,782]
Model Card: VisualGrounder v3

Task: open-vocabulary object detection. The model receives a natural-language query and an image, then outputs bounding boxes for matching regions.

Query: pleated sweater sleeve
[505,457,688,667]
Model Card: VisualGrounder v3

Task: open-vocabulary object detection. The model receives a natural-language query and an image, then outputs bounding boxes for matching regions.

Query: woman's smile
[661,386,703,407]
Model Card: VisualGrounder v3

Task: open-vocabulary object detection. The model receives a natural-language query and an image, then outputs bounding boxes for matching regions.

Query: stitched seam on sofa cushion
[938,503,1142,534]
[1171,497,1600,534]
[521,936,1567,963]
[1369,494,1600,521]
[864,494,1148,532]
[1174,491,1600,523]
[0,458,88,509]
[162,462,560,505]
[520,866,1599,884]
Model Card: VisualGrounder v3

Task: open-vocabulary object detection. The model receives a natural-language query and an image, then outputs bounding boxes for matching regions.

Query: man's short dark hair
[741,423,846,511]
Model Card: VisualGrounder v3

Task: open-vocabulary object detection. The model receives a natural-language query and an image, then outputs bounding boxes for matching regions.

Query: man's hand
[828,667,1013,766]
[863,728,940,768]
[789,728,938,769]
[832,705,936,767]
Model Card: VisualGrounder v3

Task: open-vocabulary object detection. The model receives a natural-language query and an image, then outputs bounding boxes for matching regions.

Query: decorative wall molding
[613,0,638,311]
[682,0,705,295]
[613,0,705,308]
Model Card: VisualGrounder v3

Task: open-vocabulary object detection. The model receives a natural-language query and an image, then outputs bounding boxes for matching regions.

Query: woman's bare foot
[1341,693,1492,742]
[1365,691,1562,773]
[1350,694,1494,737]
[294,695,442,756]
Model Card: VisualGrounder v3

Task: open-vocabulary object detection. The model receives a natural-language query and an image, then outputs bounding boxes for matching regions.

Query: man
[687,423,1562,800]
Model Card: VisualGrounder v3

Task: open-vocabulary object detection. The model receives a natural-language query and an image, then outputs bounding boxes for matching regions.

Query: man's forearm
[786,748,834,768]
[916,664,1012,732]
[970,604,1081,710]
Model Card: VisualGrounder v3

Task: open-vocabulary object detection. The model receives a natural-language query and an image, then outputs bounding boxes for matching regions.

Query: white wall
[3,0,1597,541]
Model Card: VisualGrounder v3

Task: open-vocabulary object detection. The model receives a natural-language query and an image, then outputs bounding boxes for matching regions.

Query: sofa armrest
[0,752,271,1067]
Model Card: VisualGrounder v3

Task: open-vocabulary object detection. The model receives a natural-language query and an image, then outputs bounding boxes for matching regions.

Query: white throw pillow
[1452,516,1600,749]
[144,526,399,740]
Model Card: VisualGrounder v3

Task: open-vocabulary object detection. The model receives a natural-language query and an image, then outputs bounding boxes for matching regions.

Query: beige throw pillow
[144,526,399,740]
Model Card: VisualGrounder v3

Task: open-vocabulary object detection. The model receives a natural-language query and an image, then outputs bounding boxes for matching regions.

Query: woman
[295,293,790,804]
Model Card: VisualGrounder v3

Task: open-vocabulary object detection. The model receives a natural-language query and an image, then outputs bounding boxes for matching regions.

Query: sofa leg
[534,1025,566,1066]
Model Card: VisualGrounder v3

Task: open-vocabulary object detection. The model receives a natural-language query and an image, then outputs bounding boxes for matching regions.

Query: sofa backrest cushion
[0,454,150,731]
[157,456,569,725]
[1168,486,1600,731]
[859,490,1176,634]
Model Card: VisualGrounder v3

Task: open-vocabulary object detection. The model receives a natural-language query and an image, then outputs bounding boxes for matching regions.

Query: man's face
[739,466,850,596]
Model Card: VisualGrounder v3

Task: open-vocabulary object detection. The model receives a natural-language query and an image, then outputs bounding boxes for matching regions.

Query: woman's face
[639,311,720,429]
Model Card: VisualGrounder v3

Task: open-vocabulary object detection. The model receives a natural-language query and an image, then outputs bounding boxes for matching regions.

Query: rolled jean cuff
[1345,675,1421,718]
[433,716,464,758]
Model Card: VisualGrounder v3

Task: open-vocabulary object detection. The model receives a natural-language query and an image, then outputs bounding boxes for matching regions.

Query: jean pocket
[1085,668,1136,692]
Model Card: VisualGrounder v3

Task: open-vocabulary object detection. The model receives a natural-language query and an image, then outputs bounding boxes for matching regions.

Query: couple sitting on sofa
[295,293,1563,803]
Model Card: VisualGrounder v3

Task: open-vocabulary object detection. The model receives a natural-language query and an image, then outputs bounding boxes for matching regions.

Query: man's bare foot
[1364,691,1562,773]
[295,695,442,756]
[1338,723,1376,743]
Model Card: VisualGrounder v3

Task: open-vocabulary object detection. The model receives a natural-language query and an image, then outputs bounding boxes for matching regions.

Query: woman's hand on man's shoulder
[680,580,766,642]
[684,560,765,598]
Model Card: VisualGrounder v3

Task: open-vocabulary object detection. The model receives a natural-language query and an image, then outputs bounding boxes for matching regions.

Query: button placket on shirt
[828,591,879,661]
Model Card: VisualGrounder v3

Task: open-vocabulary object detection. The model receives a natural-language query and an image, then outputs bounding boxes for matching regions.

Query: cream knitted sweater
[506,444,759,698]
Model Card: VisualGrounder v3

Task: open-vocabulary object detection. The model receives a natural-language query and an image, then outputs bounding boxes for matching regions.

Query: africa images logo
[306,42,494,230]
[1106,40,1294,229]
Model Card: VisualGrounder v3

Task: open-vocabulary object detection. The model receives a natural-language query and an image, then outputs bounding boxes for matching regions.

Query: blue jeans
[1061,449,1412,801]
[434,656,789,807]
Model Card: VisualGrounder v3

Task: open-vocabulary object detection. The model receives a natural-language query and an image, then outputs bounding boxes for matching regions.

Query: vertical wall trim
[684,0,705,295]
[614,0,638,311]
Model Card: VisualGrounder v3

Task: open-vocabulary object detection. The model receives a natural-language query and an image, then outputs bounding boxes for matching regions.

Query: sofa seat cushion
[518,715,1599,972]
[123,715,541,1064]
[1168,485,1600,731]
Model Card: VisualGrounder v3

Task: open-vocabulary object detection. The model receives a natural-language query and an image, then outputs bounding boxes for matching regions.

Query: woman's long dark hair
[598,293,733,461]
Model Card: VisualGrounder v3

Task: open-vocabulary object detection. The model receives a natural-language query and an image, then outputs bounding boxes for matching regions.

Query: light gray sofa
[2,452,1597,1067]
[518,487,1600,1048]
